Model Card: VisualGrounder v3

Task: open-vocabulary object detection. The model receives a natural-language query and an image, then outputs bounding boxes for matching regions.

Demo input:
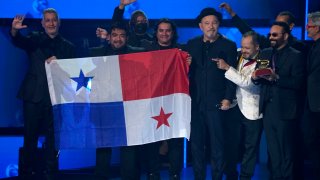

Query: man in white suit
[214,31,262,180]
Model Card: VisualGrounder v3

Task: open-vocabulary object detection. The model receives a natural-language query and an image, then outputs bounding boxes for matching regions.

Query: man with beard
[140,18,191,180]
[215,31,263,180]
[96,0,153,47]
[185,7,237,180]
[10,8,75,179]
[252,21,305,180]
[90,22,144,180]
[219,2,306,54]
[303,11,320,180]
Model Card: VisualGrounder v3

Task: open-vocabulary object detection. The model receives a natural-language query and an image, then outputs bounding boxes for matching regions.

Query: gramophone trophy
[255,59,273,77]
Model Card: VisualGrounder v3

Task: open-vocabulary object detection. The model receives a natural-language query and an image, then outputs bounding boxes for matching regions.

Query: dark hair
[108,22,130,36]
[153,18,178,44]
[196,7,222,23]
[272,21,291,34]
[277,11,295,25]
[242,31,259,46]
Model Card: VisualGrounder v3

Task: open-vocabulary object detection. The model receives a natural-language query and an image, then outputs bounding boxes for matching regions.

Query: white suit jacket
[225,59,262,120]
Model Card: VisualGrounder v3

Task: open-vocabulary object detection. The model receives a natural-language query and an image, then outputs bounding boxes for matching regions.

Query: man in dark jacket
[185,7,237,180]
[303,11,320,180]
[140,18,190,180]
[252,22,305,180]
[10,8,75,180]
[91,22,144,180]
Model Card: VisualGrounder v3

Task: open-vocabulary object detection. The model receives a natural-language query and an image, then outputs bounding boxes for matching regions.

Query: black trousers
[144,142,161,178]
[145,138,184,178]
[166,138,184,176]
[303,104,320,180]
[95,146,141,180]
[190,109,226,180]
[239,113,263,180]
[263,101,296,180]
[20,99,57,175]
[224,106,241,180]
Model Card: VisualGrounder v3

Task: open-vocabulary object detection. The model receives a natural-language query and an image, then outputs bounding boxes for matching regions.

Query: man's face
[133,15,148,34]
[241,36,259,59]
[42,12,59,38]
[269,25,287,49]
[156,22,173,46]
[110,28,127,49]
[199,15,219,41]
[306,18,319,40]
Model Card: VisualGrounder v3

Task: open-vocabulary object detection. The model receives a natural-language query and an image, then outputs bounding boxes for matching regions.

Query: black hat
[196,7,222,23]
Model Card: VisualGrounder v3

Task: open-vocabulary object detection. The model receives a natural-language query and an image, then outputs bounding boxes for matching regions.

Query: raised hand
[96,27,109,41]
[219,2,236,17]
[119,0,137,9]
[12,15,27,31]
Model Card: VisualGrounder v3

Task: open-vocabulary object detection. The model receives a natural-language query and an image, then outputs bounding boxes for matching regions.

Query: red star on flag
[152,107,173,129]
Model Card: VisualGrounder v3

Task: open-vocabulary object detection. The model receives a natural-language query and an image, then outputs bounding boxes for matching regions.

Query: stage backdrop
[0,0,303,20]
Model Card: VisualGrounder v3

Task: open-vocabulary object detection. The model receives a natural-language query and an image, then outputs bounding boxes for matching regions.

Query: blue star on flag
[71,69,94,91]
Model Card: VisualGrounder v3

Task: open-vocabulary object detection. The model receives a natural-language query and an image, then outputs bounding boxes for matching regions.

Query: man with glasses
[252,21,305,180]
[304,11,320,180]
[219,2,306,54]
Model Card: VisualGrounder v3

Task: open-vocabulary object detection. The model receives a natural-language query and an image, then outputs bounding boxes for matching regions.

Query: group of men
[9,0,320,179]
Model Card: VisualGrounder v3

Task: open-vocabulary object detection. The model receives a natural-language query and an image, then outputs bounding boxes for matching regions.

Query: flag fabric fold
[45,48,191,149]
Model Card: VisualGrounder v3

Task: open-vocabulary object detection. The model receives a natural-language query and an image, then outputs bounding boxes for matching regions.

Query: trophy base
[255,68,273,77]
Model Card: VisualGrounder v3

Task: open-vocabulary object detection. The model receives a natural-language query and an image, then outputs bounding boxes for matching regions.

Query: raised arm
[112,0,137,22]
[11,15,28,37]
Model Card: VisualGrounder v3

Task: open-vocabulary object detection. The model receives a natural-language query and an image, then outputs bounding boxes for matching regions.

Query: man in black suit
[90,22,144,180]
[185,7,237,180]
[304,11,320,180]
[252,22,305,180]
[10,8,75,179]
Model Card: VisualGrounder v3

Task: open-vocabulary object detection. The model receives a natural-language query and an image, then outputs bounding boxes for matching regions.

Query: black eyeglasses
[268,32,284,37]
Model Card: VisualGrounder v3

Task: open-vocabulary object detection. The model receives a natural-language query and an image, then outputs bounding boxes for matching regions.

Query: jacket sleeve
[231,14,253,34]
[231,15,270,49]
[224,42,238,101]
[225,65,256,89]
[112,6,124,23]
[10,31,36,51]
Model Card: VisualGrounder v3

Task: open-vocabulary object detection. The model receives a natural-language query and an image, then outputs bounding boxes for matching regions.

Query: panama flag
[45,48,191,149]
